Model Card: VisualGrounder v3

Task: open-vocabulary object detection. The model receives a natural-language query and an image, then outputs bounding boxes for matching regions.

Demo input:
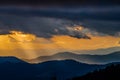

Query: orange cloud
[51,35,120,50]
[0,31,120,59]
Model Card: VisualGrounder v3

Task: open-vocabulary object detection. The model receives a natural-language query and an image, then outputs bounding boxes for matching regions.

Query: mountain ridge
[0,56,26,63]
[0,56,104,80]
[0,56,120,80]
[26,51,120,64]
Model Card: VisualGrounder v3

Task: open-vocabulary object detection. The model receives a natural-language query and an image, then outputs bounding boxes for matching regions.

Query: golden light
[74,26,83,31]
[9,31,36,42]
[0,30,120,60]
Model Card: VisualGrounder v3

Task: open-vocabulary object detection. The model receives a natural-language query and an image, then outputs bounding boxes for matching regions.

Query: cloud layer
[0,6,120,38]
[0,6,120,60]
[0,30,120,59]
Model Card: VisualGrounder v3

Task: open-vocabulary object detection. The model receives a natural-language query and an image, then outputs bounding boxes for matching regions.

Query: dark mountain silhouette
[0,57,26,63]
[27,51,120,64]
[0,56,106,80]
[73,64,120,80]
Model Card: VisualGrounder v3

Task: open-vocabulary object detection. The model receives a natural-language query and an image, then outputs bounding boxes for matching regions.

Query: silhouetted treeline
[72,64,120,80]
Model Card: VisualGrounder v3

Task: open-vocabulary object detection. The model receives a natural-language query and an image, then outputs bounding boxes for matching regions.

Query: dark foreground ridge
[0,56,119,80]
[0,56,103,80]
[73,64,120,80]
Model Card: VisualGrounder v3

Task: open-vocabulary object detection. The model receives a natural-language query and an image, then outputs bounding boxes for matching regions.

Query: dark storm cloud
[0,6,120,21]
[0,6,120,38]
[82,20,120,36]
[0,14,91,39]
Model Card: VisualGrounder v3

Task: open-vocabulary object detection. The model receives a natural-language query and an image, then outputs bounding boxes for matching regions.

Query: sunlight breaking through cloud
[0,30,120,60]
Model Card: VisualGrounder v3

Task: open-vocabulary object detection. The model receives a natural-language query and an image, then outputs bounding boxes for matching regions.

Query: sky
[0,1,120,60]
[0,0,119,6]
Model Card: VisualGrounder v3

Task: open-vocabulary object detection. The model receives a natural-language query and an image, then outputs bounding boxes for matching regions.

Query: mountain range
[0,56,106,80]
[26,51,120,64]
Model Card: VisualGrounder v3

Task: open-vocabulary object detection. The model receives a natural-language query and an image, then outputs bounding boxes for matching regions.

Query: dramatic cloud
[0,6,119,38]
[0,6,120,60]
[0,15,94,39]
[83,20,120,36]
[0,31,120,59]
[0,14,119,39]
